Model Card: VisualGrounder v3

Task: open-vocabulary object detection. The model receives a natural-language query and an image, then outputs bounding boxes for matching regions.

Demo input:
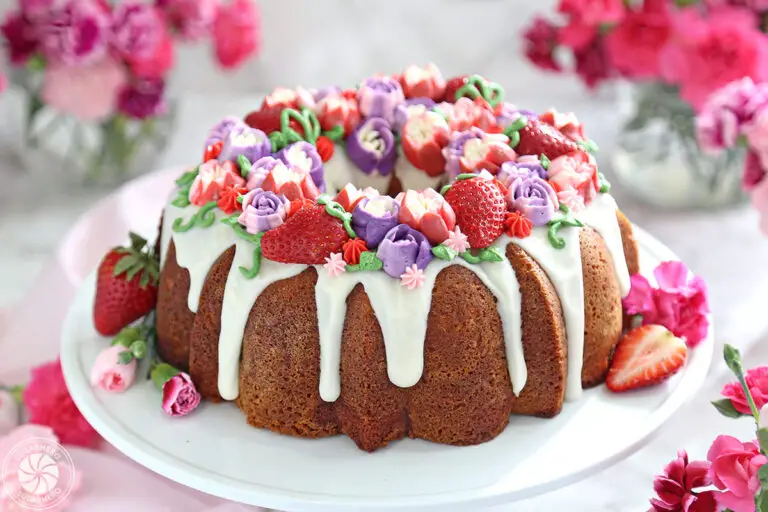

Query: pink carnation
[649,449,716,512]
[37,0,110,66]
[157,0,217,41]
[605,0,671,80]
[573,36,613,89]
[41,58,127,121]
[127,16,175,79]
[622,261,710,347]
[212,0,261,69]
[522,17,562,72]
[23,359,100,448]
[721,366,768,415]
[557,0,624,52]
[707,435,768,512]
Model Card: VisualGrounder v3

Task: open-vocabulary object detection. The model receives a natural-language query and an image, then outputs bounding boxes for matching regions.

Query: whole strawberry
[443,176,506,249]
[244,105,306,137]
[515,117,580,160]
[443,75,469,103]
[261,203,350,264]
[94,233,160,336]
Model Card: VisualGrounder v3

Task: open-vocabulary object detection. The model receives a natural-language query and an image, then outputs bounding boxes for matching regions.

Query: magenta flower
[156,0,217,41]
[604,0,671,80]
[212,0,261,69]
[649,449,716,512]
[522,16,562,72]
[38,0,109,65]
[707,436,767,512]
[162,372,201,417]
[110,2,162,59]
[1,11,38,65]
[721,366,768,415]
[117,78,167,120]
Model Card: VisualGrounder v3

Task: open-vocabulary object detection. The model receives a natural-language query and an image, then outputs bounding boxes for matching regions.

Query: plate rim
[60,224,714,511]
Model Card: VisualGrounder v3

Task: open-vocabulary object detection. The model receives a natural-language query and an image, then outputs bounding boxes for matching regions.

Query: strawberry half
[515,117,581,160]
[261,203,350,264]
[443,176,506,249]
[93,233,160,336]
[606,325,688,393]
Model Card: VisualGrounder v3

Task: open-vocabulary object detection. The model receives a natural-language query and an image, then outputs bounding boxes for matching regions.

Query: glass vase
[4,66,176,189]
[611,82,746,210]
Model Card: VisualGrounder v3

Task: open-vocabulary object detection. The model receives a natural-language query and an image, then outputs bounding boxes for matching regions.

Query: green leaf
[431,244,457,261]
[9,385,24,404]
[129,232,147,251]
[711,398,744,419]
[540,154,551,170]
[130,340,147,359]
[598,172,612,194]
[171,195,191,208]
[237,154,252,178]
[221,213,241,226]
[508,130,520,149]
[175,169,198,187]
[478,247,503,262]
[559,203,570,214]
[577,139,599,153]
[724,344,744,377]
[759,464,768,488]
[758,428,768,456]
[112,254,139,277]
[455,173,477,181]
[440,184,452,196]
[347,251,384,272]
[117,350,135,365]
[757,488,768,512]
[460,251,482,264]
[151,362,180,390]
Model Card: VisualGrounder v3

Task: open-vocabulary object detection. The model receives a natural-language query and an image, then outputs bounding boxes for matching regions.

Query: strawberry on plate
[261,203,350,264]
[443,175,506,249]
[606,325,688,393]
[93,233,159,336]
[515,117,581,161]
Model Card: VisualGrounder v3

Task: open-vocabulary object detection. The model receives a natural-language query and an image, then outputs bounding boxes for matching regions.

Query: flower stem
[724,344,761,424]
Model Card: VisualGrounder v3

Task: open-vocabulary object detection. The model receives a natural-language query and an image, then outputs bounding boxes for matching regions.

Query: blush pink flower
[707,435,768,512]
[400,264,426,290]
[212,0,261,69]
[90,345,137,393]
[23,359,100,448]
[443,226,470,254]
[605,0,671,80]
[396,188,457,245]
[162,372,201,417]
[189,160,245,206]
[41,58,127,121]
[623,261,710,348]
[721,366,768,415]
[323,252,347,277]
[546,151,599,210]
[650,449,716,512]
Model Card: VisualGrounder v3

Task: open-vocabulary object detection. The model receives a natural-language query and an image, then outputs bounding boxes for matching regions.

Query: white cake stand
[60,226,713,512]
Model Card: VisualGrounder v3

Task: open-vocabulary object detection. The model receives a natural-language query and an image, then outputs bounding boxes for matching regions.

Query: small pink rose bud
[152,363,201,417]
[90,345,137,393]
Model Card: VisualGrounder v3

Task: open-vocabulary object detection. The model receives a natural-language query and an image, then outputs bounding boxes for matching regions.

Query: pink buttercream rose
[605,0,670,80]
[721,366,768,415]
[189,160,246,206]
[41,58,126,121]
[649,449,716,512]
[750,170,768,235]
[162,372,201,417]
[546,151,599,211]
[90,345,137,392]
[707,435,768,512]
[212,0,260,69]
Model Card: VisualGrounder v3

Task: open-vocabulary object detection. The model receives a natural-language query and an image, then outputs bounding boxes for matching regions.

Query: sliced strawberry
[443,176,506,249]
[515,117,581,160]
[261,203,350,264]
[606,325,688,393]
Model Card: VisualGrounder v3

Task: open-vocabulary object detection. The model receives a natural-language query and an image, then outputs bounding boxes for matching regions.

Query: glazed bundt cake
[154,65,640,451]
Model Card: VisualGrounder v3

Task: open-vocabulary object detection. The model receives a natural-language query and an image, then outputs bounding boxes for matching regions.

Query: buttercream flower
[546,151,599,210]
[335,183,380,213]
[497,158,548,187]
[504,211,533,238]
[400,264,426,290]
[244,156,282,189]
[324,252,347,277]
[721,366,768,415]
[189,159,245,205]
[157,0,216,41]
[622,261,710,347]
[707,435,767,512]
[539,109,587,142]
[212,0,261,69]
[24,359,100,447]
[315,92,360,136]
[494,103,537,130]
[399,63,446,101]
[443,226,470,253]
[162,372,201,417]
[89,345,137,393]
[351,195,400,248]
[346,116,397,176]
[443,128,516,179]
[0,390,19,436]
[205,116,240,149]
[217,184,247,214]
[278,141,325,190]
[219,123,271,165]
[357,76,405,123]
[342,238,368,265]
[237,188,289,234]
[259,160,320,201]
[41,58,127,121]
[1,11,38,65]
[117,77,168,120]
[376,224,433,278]
[649,449,716,512]
[262,86,314,109]
[110,2,162,59]
[393,97,436,132]
[507,173,559,226]
[396,188,456,245]
[439,97,499,133]
[38,0,109,65]
[401,111,451,176]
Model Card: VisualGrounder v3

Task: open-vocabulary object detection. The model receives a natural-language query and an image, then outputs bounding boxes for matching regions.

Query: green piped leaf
[546,213,584,249]
[455,173,478,181]
[440,184,452,196]
[323,125,345,142]
[172,201,218,233]
[432,244,457,261]
[175,168,198,187]
[759,428,768,457]
[236,231,265,279]
[559,203,570,213]
[577,139,599,153]
[459,251,482,264]
[540,154,551,170]
[598,172,611,193]
[221,212,241,227]
[237,155,253,178]
[508,130,520,149]
[347,251,383,272]
[478,247,503,262]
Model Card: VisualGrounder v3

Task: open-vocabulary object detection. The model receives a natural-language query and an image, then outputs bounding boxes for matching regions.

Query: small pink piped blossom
[649,449,716,512]
[400,264,426,290]
[162,372,201,417]
[443,226,470,254]
[0,390,19,437]
[89,345,137,393]
[707,435,767,512]
[324,252,347,277]
[188,160,245,206]
[721,366,768,415]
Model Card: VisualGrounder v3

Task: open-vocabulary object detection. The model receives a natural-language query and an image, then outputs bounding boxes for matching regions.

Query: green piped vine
[322,125,345,142]
[546,204,584,249]
[316,195,357,238]
[503,116,528,149]
[172,201,218,233]
[454,75,505,108]
[268,107,321,152]
[171,167,199,208]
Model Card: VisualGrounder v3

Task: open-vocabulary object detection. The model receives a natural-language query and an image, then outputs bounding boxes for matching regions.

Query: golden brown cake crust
[156,241,194,372]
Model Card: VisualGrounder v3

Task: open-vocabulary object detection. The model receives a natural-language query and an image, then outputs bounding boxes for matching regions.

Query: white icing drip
[322,151,355,195]
[576,194,630,297]
[217,239,307,400]
[160,202,188,267]
[394,150,444,191]
[508,229,585,401]
[315,237,526,402]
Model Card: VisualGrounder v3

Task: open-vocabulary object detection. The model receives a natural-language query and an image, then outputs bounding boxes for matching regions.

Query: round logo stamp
[1,437,76,510]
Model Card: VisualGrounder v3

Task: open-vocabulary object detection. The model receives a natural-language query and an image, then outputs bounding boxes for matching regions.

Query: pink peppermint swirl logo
[1,437,76,510]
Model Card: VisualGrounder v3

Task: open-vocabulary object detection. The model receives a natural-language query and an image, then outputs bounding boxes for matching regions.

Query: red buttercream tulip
[401,112,451,177]
[396,189,456,245]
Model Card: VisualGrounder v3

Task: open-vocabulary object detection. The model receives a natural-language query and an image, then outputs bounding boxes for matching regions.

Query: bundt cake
[154,65,640,452]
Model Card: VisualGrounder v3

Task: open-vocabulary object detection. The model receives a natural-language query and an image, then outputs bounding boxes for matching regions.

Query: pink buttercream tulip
[41,58,127,121]
[259,162,320,202]
[395,188,456,245]
[0,390,19,436]
[189,160,245,206]
[707,435,768,512]
[90,345,137,392]
[162,372,201,417]
[546,151,599,211]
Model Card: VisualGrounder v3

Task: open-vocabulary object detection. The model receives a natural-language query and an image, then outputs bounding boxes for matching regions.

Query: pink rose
[707,435,767,512]
[659,7,768,111]
[396,189,457,245]
[547,151,599,211]
[89,345,137,393]
[0,390,19,437]
[650,449,716,512]
[41,58,127,121]
[212,0,261,69]
[721,366,768,415]
[162,373,201,417]
[605,0,671,80]
[189,160,246,206]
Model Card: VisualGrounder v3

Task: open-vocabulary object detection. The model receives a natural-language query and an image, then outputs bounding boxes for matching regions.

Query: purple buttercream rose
[238,188,289,234]
[277,141,324,191]
[117,78,167,120]
[245,156,283,190]
[204,116,240,148]
[38,0,109,65]
[495,103,537,128]
[508,174,559,227]
[442,128,484,179]
[352,196,400,249]
[346,117,397,176]
[313,86,342,103]
[376,224,433,278]
[110,2,161,59]
[357,76,404,124]
[497,158,548,188]
[393,97,436,132]
[219,123,271,165]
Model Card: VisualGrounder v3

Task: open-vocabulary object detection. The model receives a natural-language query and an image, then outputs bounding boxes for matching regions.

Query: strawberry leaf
[113,254,139,277]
